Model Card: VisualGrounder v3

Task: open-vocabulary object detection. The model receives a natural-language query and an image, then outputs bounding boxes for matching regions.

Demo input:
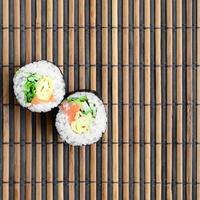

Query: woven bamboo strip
[166,0,173,199]
[68,0,75,199]
[57,1,64,199]
[25,0,32,198]
[133,0,140,199]
[144,0,151,199]
[14,105,20,199]
[78,0,86,199]
[90,0,97,199]
[176,0,183,199]
[155,0,162,199]
[122,0,129,199]
[102,0,108,199]
[14,0,20,199]
[186,1,193,199]
[3,106,9,200]
[36,0,41,58]
[35,0,42,199]
[46,0,53,199]
[35,113,42,200]
[3,0,9,199]
[197,1,200,198]
[2,0,9,105]
[112,0,119,200]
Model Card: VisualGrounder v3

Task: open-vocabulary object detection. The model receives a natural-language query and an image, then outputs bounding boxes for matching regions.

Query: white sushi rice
[55,92,107,146]
[13,60,65,112]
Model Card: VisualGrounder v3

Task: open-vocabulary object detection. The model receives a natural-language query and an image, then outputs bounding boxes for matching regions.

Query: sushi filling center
[23,73,54,104]
[61,96,97,134]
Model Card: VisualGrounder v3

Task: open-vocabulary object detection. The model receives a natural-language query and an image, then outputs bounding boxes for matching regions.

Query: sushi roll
[13,60,65,112]
[55,92,107,146]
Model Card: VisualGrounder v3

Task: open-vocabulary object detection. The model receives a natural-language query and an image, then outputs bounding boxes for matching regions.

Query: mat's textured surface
[0,0,199,199]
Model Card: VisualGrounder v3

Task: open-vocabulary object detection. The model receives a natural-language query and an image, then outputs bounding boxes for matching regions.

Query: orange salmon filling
[60,103,81,122]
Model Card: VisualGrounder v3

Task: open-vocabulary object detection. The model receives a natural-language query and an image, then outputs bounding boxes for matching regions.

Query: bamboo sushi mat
[1,0,200,199]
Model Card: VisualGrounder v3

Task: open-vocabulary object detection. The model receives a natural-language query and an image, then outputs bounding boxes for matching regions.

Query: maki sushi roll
[55,92,107,146]
[13,60,65,112]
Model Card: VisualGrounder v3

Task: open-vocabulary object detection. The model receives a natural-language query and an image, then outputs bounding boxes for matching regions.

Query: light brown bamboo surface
[14,0,20,199]
[144,1,151,200]
[35,1,42,200]
[166,0,173,199]
[68,0,75,199]
[122,0,129,200]
[3,0,9,200]
[79,0,86,200]
[90,0,97,200]
[101,0,108,200]
[1,0,200,199]
[155,0,162,199]
[25,0,32,199]
[46,0,53,199]
[186,0,193,199]
[112,0,118,200]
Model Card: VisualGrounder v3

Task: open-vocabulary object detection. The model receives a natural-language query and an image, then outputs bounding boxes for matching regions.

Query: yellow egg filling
[36,77,53,101]
[70,111,93,134]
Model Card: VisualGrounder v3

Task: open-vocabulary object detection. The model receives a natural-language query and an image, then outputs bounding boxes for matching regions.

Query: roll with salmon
[55,92,107,146]
[13,60,65,112]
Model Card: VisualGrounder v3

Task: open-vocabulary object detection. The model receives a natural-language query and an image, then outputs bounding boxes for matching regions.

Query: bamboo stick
[13,2,20,197]
[90,0,97,199]
[35,0,42,199]
[46,0,53,199]
[133,0,140,199]
[176,0,183,199]
[57,1,64,199]
[166,0,173,199]
[2,0,9,67]
[36,113,42,200]
[68,0,75,199]
[25,0,32,198]
[155,0,162,199]
[112,1,118,200]
[46,114,53,200]
[197,1,200,199]
[122,0,129,199]
[144,0,151,199]
[36,0,41,60]
[3,106,9,200]
[3,0,9,199]
[102,0,108,199]
[14,105,20,200]
[79,1,86,199]
[3,0,9,104]
[186,0,193,199]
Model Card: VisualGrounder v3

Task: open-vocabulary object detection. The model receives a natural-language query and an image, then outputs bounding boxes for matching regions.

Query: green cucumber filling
[23,73,42,103]
[66,96,97,134]
[23,73,53,103]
